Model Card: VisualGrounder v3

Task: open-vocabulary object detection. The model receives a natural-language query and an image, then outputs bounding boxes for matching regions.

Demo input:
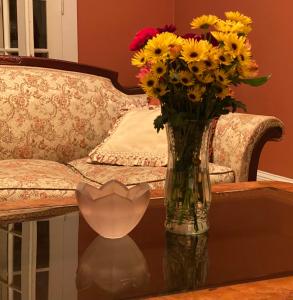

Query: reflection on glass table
[0,187,293,299]
[77,235,150,296]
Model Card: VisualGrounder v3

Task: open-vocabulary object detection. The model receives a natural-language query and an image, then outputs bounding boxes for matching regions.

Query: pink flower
[136,67,150,80]
[129,27,158,51]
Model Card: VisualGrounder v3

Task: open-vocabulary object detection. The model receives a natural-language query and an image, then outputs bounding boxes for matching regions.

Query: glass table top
[0,188,293,299]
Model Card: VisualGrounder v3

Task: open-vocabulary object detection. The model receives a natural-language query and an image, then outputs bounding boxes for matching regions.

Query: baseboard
[257,170,293,183]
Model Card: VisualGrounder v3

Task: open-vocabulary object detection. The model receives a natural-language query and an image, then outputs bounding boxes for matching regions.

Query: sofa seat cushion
[67,157,235,190]
[0,159,83,201]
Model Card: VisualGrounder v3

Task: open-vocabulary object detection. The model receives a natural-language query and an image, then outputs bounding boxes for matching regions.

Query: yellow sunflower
[187,85,206,102]
[191,15,218,29]
[158,32,182,47]
[214,69,231,85]
[238,60,259,78]
[237,45,252,64]
[203,48,220,70]
[216,85,231,99]
[131,49,147,67]
[225,11,252,25]
[217,49,234,65]
[179,71,194,86]
[181,39,212,63]
[188,61,205,75]
[211,31,227,43]
[223,33,246,57]
[144,34,169,62]
[152,83,168,97]
[151,61,167,76]
[197,72,214,84]
[215,20,251,35]
[140,72,158,92]
[169,70,180,84]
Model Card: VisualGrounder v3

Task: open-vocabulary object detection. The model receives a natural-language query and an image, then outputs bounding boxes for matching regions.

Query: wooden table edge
[0,181,292,222]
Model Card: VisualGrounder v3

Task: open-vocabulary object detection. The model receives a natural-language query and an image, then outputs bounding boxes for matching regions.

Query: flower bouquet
[130,12,269,235]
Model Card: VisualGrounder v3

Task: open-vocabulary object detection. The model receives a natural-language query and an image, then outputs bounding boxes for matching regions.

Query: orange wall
[77,0,293,178]
[77,0,174,87]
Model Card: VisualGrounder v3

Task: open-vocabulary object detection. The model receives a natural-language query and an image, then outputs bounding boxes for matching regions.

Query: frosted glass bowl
[75,180,150,239]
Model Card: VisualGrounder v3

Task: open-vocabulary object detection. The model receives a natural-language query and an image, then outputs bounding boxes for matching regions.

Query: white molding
[62,0,78,62]
[46,0,63,59]
[257,170,293,183]
[46,0,78,61]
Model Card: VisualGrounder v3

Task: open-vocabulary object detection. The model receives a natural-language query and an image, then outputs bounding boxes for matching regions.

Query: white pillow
[88,108,167,167]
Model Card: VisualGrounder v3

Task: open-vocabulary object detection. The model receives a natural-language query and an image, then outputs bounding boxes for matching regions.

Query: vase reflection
[76,235,150,296]
[164,232,208,291]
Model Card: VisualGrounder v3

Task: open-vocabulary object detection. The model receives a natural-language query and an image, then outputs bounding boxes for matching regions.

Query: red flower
[181,33,202,40]
[129,27,158,51]
[157,24,176,33]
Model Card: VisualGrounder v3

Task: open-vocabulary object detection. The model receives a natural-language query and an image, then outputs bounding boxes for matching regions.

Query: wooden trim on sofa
[0,55,144,95]
[248,126,283,181]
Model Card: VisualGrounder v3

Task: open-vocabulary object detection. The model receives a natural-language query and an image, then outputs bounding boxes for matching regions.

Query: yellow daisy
[215,20,251,34]
[217,49,234,65]
[225,11,252,25]
[152,83,168,97]
[237,45,252,64]
[158,32,182,47]
[214,69,231,85]
[144,35,169,62]
[216,85,231,99]
[131,49,147,67]
[140,72,158,92]
[197,72,214,84]
[203,48,220,70]
[211,31,227,43]
[181,39,212,63]
[191,15,219,29]
[151,61,167,76]
[169,70,180,84]
[223,33,246,57]
[187,85,206,102]
[188,61,205,75]
[238,60,259,78]
[179,71,194,86]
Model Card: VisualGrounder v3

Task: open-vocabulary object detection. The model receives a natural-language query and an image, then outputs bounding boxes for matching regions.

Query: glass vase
[165,120,212,235]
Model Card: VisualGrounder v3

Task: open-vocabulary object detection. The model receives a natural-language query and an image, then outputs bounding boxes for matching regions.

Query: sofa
[0,56,284,205]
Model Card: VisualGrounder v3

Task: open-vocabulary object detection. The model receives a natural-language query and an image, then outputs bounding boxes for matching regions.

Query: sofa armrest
[212,113,284,182]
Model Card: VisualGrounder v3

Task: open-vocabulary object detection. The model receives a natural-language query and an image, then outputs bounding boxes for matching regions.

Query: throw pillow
[88,108,168,167]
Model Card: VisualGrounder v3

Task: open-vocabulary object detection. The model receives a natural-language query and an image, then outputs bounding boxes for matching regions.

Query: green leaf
[154,115,167,133]
[240,75,271,87]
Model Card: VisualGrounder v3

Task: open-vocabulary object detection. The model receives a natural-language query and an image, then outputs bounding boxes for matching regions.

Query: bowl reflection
[76,234,150,295]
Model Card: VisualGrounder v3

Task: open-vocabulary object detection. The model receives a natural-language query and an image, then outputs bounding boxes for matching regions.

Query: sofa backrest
[0,57,147,162]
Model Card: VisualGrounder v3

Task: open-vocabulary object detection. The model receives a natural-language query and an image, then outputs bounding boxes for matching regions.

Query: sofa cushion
[88,108,168,167]
[67,157,235,190]
[0,65,148,162]
[0,159,83,201]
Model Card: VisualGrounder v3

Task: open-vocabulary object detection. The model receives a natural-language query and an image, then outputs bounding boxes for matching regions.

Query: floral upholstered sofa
[0,56,284,205]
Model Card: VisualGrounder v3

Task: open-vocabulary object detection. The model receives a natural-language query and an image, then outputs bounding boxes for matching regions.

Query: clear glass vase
[165,120,212,235]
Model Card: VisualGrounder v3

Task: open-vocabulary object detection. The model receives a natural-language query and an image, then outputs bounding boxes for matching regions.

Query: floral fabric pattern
[0,159,82,202]
[67,157,235,189]
[213,113,284,181]
[0,66,148,162]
